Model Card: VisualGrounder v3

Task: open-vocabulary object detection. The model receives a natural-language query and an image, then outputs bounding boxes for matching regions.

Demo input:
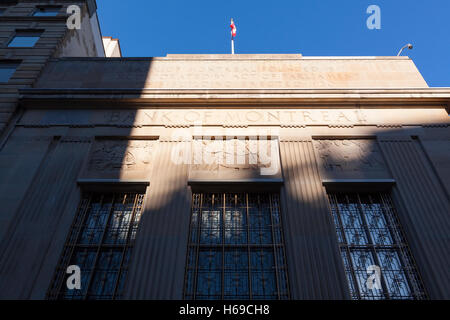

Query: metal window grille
[47,192,145,300]
[328,192,426,300]
[184,193,289,300]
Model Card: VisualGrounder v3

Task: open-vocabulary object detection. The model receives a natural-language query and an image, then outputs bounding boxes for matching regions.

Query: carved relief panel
[313,139,391,180]
[188,138,282,182]
[81,139,154,180]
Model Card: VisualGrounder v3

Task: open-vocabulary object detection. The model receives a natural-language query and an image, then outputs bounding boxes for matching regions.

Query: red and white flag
[230,18,237,37]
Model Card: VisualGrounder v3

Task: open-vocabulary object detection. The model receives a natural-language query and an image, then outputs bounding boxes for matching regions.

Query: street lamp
[397,43,413,56]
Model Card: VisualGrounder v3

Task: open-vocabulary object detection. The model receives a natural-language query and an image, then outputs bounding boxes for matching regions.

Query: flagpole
[231,37,234,55]
[230,18,235,54]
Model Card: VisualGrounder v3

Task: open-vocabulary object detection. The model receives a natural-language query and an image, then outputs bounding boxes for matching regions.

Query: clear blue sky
[97,0,450,87]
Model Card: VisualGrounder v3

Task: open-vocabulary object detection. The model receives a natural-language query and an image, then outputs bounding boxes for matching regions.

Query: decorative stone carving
[189,138,282,181]
[87,140,152,172]
[314,139,386,172]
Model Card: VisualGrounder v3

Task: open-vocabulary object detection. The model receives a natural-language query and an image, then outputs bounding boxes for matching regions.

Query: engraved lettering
[303,111,316,122]
[245,111,262,122]
[336,112,351,122]
[267,111,280,122]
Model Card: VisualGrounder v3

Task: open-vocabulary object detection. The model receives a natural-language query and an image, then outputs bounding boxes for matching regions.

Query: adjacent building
[0,1,449,300]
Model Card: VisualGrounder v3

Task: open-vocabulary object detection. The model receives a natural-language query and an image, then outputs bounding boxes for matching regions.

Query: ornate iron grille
[184,193,289,300]
[328,192,426,300]
[47,192,144,300]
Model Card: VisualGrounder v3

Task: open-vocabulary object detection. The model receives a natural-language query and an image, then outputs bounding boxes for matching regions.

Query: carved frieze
[81,139,154,180]
[313,139,391,179]
[188,138,282,182]
[87,140,152,172]
[314,139,385,171]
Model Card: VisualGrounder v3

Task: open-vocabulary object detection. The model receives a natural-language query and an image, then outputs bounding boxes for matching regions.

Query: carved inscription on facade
[87,140,152,172]
[102,109,368,126]
[103,60,421,89]
[20,108,450,128]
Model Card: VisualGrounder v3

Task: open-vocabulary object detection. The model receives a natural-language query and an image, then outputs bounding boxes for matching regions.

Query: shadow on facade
[278,124,449,299]
[0,56,449,299]
[0,57,156,299]
[123,122,449,299]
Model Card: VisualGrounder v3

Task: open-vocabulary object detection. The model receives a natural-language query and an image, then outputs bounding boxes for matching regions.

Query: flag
[230,19,237,37]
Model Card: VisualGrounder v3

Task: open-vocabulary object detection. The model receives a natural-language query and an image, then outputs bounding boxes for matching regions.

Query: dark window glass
[47,192,145,300]
[33,7,61,16]
[0,61,19,82]
[328,192,426,300]
[0,8,5,16]
[8,31,42,47]
[185,193,289,300]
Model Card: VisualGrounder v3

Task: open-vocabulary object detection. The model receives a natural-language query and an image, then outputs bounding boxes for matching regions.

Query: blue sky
[97,0,450,87]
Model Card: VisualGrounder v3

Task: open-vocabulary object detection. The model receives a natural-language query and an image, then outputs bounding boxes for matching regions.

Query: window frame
[47,190,147,300]
[7,29,43,48]
[184,192,290,300]
[0,60,20,83]
[32,5,62,17]
[327,191,427,300]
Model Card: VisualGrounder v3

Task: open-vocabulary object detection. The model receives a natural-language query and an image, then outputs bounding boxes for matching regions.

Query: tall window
[48,192,145,300]
[8,30,42,47]
[184,193,289,299]
[328,192,426,299]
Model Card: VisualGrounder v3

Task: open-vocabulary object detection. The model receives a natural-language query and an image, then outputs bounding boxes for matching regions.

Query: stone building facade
[0,1,449,300]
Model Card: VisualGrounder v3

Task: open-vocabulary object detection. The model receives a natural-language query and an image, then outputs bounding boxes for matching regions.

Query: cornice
[18,87,450,109]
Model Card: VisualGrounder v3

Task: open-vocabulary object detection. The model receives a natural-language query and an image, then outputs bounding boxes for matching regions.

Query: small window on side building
[33,6,61,17]
[8,30,42,47]
[0,61,20,83]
